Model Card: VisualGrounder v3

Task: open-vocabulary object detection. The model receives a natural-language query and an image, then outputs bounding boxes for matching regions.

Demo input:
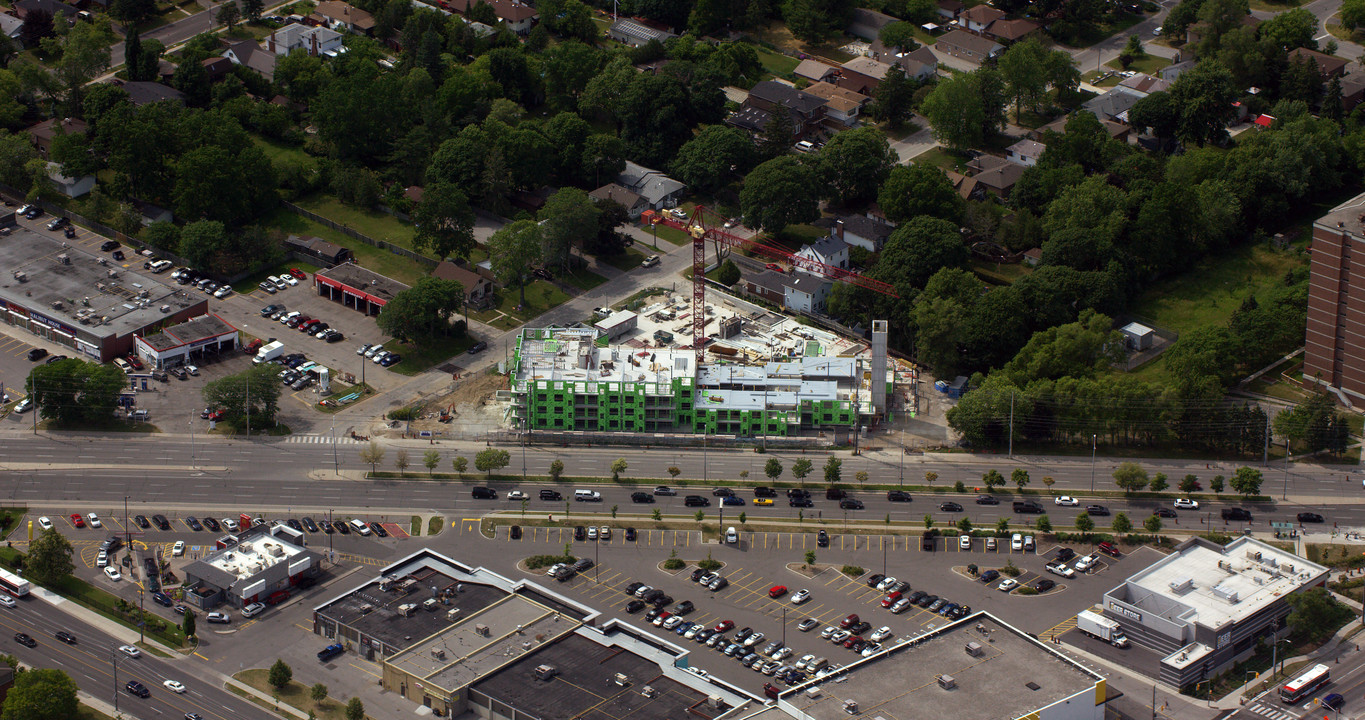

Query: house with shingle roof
[224,40,277,80]
[935,29,1002,65]
[589,183,648,219]
[838,56,895,95]
[803,82,869,126]
[794,58,840,84]
[313,1,374,33]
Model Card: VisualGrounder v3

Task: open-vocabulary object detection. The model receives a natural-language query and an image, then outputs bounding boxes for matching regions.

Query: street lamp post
[331,413,339,475]
[112,649,118,712]
[1090,434,1097,493]
[1282,439,1290,501]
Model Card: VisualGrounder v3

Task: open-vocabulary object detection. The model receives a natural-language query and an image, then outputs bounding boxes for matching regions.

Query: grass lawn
[753,45,799,78]
[971,260,1032,285]
[262,208,430,286]
[233,668,358,720]
[498,280,571,321]
[386,333,475,375]
[562,266,608,291]
[910,146,972,173]
[646,224,691,247]
[1104,55,1172,75]
[773,224,826,252]
[78,704,121,720]
[428,515,445,534]
[1082,70,1123,87]
[294,194,424,254]
[251,136,314,169]
[602,246,649,272]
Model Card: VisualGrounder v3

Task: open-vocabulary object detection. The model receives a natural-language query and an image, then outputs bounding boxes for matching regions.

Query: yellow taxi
[753,498,774,506]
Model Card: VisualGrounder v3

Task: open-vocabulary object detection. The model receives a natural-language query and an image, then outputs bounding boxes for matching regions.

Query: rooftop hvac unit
[708,695,725,709]
[1246,551,1263,561]
[431,648,446,660]
[842,700,858,714]
[614,673,630,687]
[1218,560,1232,571]
[937,674,957,690]
[1211,584,1240,603]
[12,271,25,282]
[423,599,438,611]
[399,603,417,617]
[534,665,557,681]
[805,687,822,699]
[446,608,462,622]
[475,623,490,636]
[641,686,657,698]
[359,604,374,614]
[965,642,983,657]
[1169,577,1194,593]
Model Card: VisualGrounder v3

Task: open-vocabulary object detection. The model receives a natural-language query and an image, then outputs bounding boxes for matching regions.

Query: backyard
[262,208,430,286]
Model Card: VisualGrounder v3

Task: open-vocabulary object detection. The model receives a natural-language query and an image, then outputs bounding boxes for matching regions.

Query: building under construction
[506,294,902,437]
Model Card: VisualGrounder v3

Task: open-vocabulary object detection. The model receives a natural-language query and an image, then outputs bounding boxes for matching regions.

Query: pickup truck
[1012,500,1044,514]
[317,643,344,662]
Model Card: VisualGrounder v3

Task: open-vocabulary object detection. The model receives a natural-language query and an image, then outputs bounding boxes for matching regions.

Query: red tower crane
[684,205,899,368]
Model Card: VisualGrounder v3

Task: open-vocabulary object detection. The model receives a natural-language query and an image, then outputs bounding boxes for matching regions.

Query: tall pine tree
[124,28,142,81]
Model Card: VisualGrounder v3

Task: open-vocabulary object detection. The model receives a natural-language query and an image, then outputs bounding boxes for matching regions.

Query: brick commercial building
[314,263,409,317]
[1306,193,1365,401]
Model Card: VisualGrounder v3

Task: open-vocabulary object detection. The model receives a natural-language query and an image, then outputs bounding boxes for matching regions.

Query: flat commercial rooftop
[0,228,201,337]
[783,614,1101,720]
[140,313,237,351]
[203,533,307,582]
[388,594,578,693]
[317,574,507,652]
[1123,536,1328,631]
[315,263,409,301]
[473,632,724,720]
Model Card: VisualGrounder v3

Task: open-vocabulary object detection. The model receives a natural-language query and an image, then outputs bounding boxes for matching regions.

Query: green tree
[1150,473,1169,493]
[1112,513,1132,535]
[877,164,962,225]
[739,512,747,525]
[765,458,783,482]
[1036,515,1052,532]
[201,364,282,430]
[783,0,851,42]
[1229,467,1263,498]
[878,21,919,52]
[487,220,542,310]
[311,684,328,706]
[1042,476,1055,490]
[108,0,156,28]
[241,0,262,19]
[957,517,973,532]
[925,471,938,486]
[455,456,470,475]
[394,450,409,476]
[548,459,562,480]
[740,156,819,231]
[1258,8,1317,50]
[870,64,916,126]
[1285,588,1350,642]
[475,448,511,475]
[791,458,813,484]
[652,508,662,522]
[694,509,705,523]
[670,125,756,194]
[1179,475,1200,493]
[268,659,293,691]
[716,259,741,286]
[26,359,127,427]
[1118,34,1145,69]
[360,442,385,473]
[920,69,1004,149]
[345,697,365,720]
[805,549,816,564]
[423,450,441,476]
[1011,468,1030,490]
[998,37,1049,120]
[996,517,1010,534]
[1210,475,1224,494]
[1344,0,1365,28]
[412,182,476,262]
[1143,515,1163,534]
[182,609,196,639]
[539,188,599,273]
[871,217,969,296]
[218,1,241,28]
[982,469,1005,491]
[1075,513,1095,533]
[25,527,74,586]
[0,668,78,720]
[611,458,628,481]
[814,126,896,206]
[823,456,842,484]
[855,470,869,485]
[1112,462,1149,493]
[923,514,934,529]
[758,108,796,160]
[1167,61,1238,147]
[376,278,465,347]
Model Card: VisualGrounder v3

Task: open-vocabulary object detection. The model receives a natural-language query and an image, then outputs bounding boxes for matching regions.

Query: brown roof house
[313,1,374,33]
[743,80,827,140]
[838,56,896,95]
[1288,47,1349,79]
[224,40,276,81]
[1032,111,1130,142]
[433,260,495,310]
[957,5,1039,42]
[959,4,1004,33]
[847,7,897,41]
[987,18,1040,42]
[935,29,1003,65]
[794,58,840,84]
[936,0,964,20]
[26,117,86,157]
[589,183,648,220]
[966,155,1025,198]
[944,171,986,201]
[284,234,354,266]
[804,81,869,127]
[445,0,538,33]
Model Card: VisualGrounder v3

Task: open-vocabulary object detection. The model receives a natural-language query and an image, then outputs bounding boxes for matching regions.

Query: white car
[587,527,598,540]
[364,344,383,359]
[86,513,101,528]
[791,589,811,604]
[743,632,765,648]
[173,541,185,556]
[267,275,283,289]
[185,365,198,376]
[1046,563,1075,578]
[684,625,703,639]
[1054,496,1079,507]
[1011,533,1023,551]
[282,275,298,286]
[97,551,108,567]
[997,578,1018,592]
[37,516,52,530]
[104,566,122,581]
[599,526,611,540]
[772,646,793,661]
[1023,535,1035,552]
[1074,555,1097,573]
[890,598,912,613]
[795,654,817,670]
[820,627,836,639]
[959,534,972,549]
[506,491,527,500]
[222,518,239,532]
[876,576,898,592]
[830,629,850,643]
[241,602,266,618]
[870,626,893,642]
[861,643,881,657]
[119,644,141,658]
[986,537,997,551]
[663,616,683,630]
[163,680,186,694]
[213,285,233,298]
[1174,498,1199,509]
[0,595,14,608]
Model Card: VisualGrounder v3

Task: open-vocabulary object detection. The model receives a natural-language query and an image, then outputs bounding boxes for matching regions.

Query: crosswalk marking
[1248,703,1297,720]
[284,435,359,445]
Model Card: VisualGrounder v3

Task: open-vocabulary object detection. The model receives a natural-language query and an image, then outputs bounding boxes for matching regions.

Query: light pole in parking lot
[782,607,787,647]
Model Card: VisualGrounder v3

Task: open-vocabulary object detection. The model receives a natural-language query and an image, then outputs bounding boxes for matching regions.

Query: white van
[574,490,602,502]
[349,518,372,536]
[725,527,738,544]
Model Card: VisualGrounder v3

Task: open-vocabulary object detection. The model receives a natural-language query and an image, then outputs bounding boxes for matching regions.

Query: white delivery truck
[1076,610,1129,648]
[253,341,284,364]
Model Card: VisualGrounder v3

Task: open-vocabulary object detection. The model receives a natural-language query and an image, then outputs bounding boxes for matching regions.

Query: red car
[70,514,84,528]
[764,682,781,699]
[125,355,144,370]
[713,620,735,633]
[243,339,263,355]
[843,635,863,649]
[839,613,859,629]
[766,263,784,273]
[880,592,902,608]
[768,585,787,598]
[1097,541,1121,558]
[288,268,307,280]
[206,410,225,422]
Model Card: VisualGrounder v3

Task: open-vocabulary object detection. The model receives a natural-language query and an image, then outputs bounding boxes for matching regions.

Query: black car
[1154,508,1177,518]
[712,487,734,497]
[975,495,999,505]
[979,570,999,583]
[100,240,121,252]
[333,520,350,534]
[1055,547,1076,562]
[510,525,522,539]
[151,591,173,607]
[468,341,488,354]
[133,515,150,529]
[674,600,695,614]
[1297,512,1325,523]
[539,490,562,500]
[691,568,707,582]
[287,518,303,531]
[185,516,203,531]
[631,492,654,503]
[626,600,646,613]
[125,680,150,698]
[683,496,710,507]
[624,527,636,541]
[951,605,971,619]
[651,594,673,608]
[789,498,813,508]
[380,354,402,367]
[839,499,864,510]
[786,488,810,498]
[866,573,886,588]
[325,331,345,343]
[939,502,963,512]
[13,633,35,647]
[152,514,171,530]
[26,348,47,362]
[1035,579,1056,592]
[849,621,871,635]
[644,607,664,622]
[45,216,68,231]
[201,517,220,532]
[321,520,334,534]
[44,354,67,364]
[574,526,587,540]
[111,250,125,261]
[886,490,912,502]
[754,487,777,498]
[817,529,829,547]
[917,594,939,608]
[370,522,388,538]
[302,517,318,532]
[1084,505,1110,516]
[722,496,743,506]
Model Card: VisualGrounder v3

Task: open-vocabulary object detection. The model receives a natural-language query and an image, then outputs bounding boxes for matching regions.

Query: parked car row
[257,268,308,295]
[57,512,390,539]
[357,343,402,367]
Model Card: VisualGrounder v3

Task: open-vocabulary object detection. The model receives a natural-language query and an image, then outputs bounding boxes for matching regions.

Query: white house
[793,235,849,276]
[46,163,94,198]
[265,23,344,56]
[1005,138,1046,167]
[784,275,832,314]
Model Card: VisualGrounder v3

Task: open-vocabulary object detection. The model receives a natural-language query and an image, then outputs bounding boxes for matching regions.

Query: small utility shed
[594,310,638,340]
[1121,322,1153,350]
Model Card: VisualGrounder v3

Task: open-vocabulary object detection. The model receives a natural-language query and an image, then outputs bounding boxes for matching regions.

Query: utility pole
[245,373,250,438]
[1007,391,1014,458]
[112,649,118,712]
[1263,414,1270,467]
[1090,434,1097,493]
[1282,439,1290,501]
[189,415,195,471]
[331,413,339,475]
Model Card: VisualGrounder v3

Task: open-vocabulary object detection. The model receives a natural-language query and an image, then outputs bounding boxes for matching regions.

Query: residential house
[957,4,1039,42]
[1080,85,1147,124]
[13,0,79,21]
[1159,60,1196,82]
[432,261,495,310]
[284,234,353,265]
[616,161,686,210]
[986,18,1040,42]
[838,56,895,95]
[803,81,869,127]
[26,117,87,157]
[741,270,787,305]
[265,23,344,56]
[1023,248,1042,266]
[403,186,424,204]
[959,4,1004,33]
[784,275,832,313]
[1005,138,1046,166]
[744,80,827,140]
[45,162,93,198]
[935,29,1003,65]
[1032,111,1131,142]
[794,235,849,276]
[1341,73,1365,112]
[444,0,537,34]
[878,45,938,81]
[1118,72,1170,94]
[312,0,374,34]
[131,199,173,225]
[831,214,894,252]
[608,18,675,46]
[944,170,986,201]
[936,0,964,20]
[0,15,22,47]
[793,58,840,84]
[966,155,1025,198]
[224,40,277,80]
[847,7,896,41]
[726,105,775,136]
[120,81,187,106]
[589,183,648,220]
[1288,47,1349,79]
[201,56,233,80]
